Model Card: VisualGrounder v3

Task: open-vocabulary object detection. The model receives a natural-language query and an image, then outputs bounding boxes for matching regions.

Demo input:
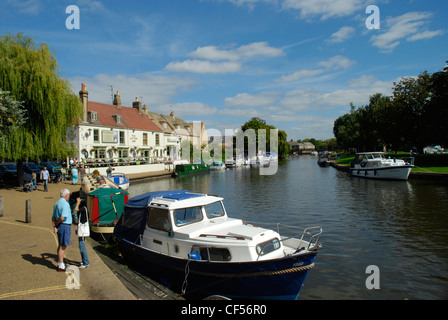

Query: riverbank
[0,169,174,300]
[330,161,448,181]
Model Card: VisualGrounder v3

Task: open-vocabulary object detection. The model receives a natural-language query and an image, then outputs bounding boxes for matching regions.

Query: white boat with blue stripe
[114,190,322,300]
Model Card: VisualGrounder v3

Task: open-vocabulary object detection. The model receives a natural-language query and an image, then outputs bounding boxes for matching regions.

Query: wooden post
[0,196,3,218]
[25,199,31,223]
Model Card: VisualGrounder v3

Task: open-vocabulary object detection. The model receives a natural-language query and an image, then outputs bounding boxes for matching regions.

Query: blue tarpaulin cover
[114,190,203,244]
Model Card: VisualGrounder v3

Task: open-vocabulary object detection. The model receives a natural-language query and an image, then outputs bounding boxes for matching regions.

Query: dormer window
[113,115,122,124]
[88,111,98,122]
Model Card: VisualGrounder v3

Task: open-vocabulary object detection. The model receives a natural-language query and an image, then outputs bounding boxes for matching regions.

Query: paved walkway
[0,170,171,300]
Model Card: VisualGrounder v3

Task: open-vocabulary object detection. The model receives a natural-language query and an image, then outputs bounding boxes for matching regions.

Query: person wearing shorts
[52,188,80,271]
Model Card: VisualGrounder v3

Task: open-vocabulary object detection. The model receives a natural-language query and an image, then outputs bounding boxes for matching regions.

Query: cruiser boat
[350,152,413,180]
[210,161,226,171]
[114,190,322,300]
[107,172,130,190]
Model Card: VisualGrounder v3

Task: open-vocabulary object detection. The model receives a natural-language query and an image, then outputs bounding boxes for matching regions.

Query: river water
[128,156,448,300]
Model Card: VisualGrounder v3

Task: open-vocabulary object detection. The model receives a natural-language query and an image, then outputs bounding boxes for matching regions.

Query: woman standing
[72,165,79,185]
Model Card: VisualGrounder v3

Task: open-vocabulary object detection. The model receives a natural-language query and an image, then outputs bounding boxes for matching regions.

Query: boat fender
[188,252,201,261]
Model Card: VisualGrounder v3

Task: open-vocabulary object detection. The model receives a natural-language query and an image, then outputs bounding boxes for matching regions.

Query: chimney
[170,111,175,119]
[142,104,148,113]
[132,97,142,113]
[79,83,88,122]
[113,90,122,108]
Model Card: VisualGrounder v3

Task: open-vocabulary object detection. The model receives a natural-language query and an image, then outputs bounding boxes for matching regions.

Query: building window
[155,134,160,146]
[93,129,99,142]
[143,133,148,145]
[88,111,98,121]
[119,131,125,144]
[113,115,122,124]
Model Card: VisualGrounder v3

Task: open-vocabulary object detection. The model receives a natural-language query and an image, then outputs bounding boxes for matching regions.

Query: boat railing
[245,222,322,254]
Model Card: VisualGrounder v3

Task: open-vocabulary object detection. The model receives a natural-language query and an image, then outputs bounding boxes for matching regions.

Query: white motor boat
[114,190,322,300]
[350,152,413,180]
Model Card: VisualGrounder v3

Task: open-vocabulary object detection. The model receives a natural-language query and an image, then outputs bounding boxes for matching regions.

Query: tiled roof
[87,101,162,132]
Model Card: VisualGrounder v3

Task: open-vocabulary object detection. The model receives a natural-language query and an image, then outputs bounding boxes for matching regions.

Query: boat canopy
[114,190,204,244]
[87,188,129,225]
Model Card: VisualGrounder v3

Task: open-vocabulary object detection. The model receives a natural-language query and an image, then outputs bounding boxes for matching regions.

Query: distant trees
[333,62,448,152]
[237,117,290,159]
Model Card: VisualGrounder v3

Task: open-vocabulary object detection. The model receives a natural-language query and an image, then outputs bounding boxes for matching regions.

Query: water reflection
[129,157,448,300]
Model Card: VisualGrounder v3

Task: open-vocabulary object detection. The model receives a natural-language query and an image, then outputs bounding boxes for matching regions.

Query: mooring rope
[188,262,315,278]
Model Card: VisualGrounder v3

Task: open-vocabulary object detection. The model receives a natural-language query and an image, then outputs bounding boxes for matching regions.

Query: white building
[69,84,180,166]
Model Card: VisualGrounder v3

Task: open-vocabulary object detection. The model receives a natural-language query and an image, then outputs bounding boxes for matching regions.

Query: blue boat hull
[117,238,317,300]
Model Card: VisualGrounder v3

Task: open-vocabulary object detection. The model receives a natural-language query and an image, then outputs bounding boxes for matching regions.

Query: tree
[426,62,448,146]
[0,89,27,139]
[239,117,289,159]
[0,33,82,162]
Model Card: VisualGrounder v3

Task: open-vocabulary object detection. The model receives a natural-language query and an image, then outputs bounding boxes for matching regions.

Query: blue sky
[1,0,447,141]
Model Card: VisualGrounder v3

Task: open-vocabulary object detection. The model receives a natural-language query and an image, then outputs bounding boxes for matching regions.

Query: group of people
[24,164,83,192]
[52,188,90,271]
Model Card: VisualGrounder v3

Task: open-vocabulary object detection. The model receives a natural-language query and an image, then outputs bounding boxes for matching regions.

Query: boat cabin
[115,190,288,263]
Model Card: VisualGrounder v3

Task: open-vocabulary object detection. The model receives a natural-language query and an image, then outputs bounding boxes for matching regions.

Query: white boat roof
[150,193,224,210]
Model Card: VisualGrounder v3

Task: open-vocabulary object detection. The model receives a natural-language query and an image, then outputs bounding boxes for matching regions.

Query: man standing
[52,188,80,271]
[40,166,49,192]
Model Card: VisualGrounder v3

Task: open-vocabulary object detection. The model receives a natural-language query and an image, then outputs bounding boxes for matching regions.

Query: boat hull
[117,238,316,300]
[350,165,412,180]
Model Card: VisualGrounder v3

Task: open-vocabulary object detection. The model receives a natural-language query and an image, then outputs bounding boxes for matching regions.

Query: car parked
[0,163,18,184]
[23,162,42,175]
[39,162,63,175]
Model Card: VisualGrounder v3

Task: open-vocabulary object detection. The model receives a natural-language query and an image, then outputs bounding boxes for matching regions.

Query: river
[128,156,448,300]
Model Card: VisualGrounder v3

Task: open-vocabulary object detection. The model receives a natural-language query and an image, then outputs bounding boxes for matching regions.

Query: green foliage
[238,117,290,159]
[333,62,448,152]
[0,33,82,160]
[0,89,28,137]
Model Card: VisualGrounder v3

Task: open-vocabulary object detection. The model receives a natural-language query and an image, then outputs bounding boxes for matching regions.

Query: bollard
[25,199,31,223]
[0,196,3,218]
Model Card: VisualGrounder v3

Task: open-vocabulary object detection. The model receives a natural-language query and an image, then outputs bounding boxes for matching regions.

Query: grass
[412,166,448,173]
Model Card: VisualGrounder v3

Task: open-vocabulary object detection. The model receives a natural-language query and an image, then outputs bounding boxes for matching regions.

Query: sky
[1,0,447,141]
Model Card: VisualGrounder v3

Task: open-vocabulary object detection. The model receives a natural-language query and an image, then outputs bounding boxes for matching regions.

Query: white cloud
[370,11,443,52]
[277,55,355,82]
[224,92,279,107]
[276,69,326,82]
[281,0,365,20]
[68,73,195,108]
[327,26,355,43]
[165,60,242,74]
[189,42,284,61]
[407,30,444,42]
[156,102,218,118]
[318,55,356,70]
[168,42,283,74]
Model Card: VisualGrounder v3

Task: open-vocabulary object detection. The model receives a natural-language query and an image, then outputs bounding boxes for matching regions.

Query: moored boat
[210,161,226,171]
[107,172,130,190]
[87,187,129,237]
[350,152,413,180]
[317,152,330,167]
[173,163,210,177]
[114,190,322,300]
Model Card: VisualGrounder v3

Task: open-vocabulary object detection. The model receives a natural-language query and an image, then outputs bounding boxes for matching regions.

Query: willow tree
[0,33,81,163]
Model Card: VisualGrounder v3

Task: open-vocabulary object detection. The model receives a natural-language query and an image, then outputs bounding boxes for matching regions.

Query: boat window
[191,246,231,262]
[147,207,171,232]
[174,206,203,226]
[256,238,281,256]
[204,201,225,219]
